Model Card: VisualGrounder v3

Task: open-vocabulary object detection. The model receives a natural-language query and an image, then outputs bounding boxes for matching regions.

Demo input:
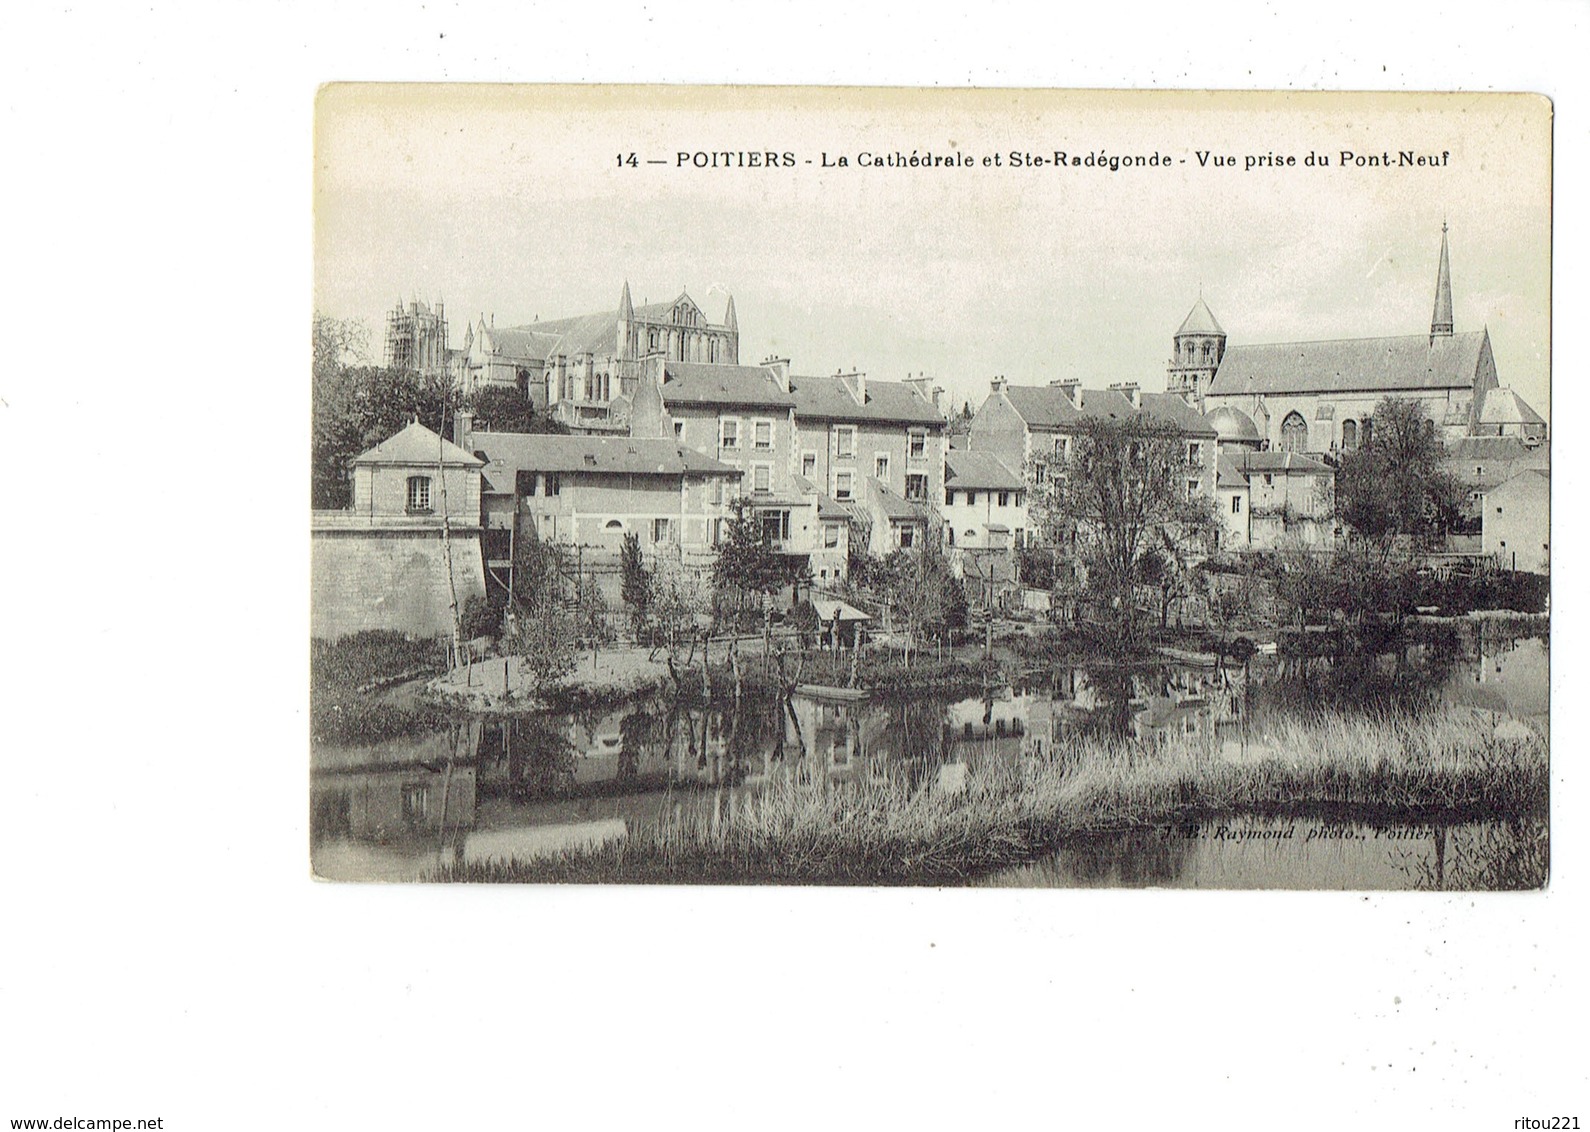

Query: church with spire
[1179,225,1545,457]
[459,282,741,431]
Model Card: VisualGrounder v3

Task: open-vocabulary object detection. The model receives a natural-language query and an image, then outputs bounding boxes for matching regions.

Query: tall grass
[434,705,1547,885]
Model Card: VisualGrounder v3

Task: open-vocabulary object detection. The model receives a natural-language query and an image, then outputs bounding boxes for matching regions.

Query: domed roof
[1205,405,1261,443]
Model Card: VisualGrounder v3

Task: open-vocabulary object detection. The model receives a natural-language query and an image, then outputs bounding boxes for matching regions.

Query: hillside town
[312,225,1548,652]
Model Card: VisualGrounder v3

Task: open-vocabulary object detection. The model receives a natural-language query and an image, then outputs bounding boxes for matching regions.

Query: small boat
[795,683,871,702]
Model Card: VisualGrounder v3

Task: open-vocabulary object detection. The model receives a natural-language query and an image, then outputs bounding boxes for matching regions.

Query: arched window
[1280,412,1309,453]
[1341,419,1358,450]
[1201,342,1212,362]
[1424,418,1437,439]
[604,520,624,531]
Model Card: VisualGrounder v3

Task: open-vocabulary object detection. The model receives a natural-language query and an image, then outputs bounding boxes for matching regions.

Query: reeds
[433,705,1548,885]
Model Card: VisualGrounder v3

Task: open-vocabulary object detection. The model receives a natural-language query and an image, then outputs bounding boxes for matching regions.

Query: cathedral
[458,284,740,431]
[1179,227,1546,457]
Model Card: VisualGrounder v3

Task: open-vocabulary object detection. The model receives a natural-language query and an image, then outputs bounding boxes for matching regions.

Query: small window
[802,451,817,477]
[545,474,560,497]
[945,488,955,506]
[1187,442,1202,465]
[875,454,890,480]
[753,464,772,494]
[720,419,740,450]
[605,519,624,531]
[1231,496,1242,514]
[1187,480,1199,499]
[1262,474,1273,487]
[906,473,928,501]
[652,517,672,543]
[967,491,977,505]
[997,491,1010,507]
[406,476,432,513]
[401,784,428,824]
[674,420,685,441]
[947,528,956,546]
[898,526,916,549]
[835,472,854,500]
[824,525,840,548]
[835,427,856,459]
[754,420,773,450]
[709,479,724,506]
[1033,464,1046,485]
[909,429,927,459]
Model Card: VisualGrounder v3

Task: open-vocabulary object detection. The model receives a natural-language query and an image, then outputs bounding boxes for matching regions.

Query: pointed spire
[1431,221,1454,340]
[619,280,634,321]
[724,293,738,331]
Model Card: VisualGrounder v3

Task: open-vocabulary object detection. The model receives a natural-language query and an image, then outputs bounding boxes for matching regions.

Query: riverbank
[431,704,1548,885]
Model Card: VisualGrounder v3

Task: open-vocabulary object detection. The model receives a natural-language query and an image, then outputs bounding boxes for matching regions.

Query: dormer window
[406,476,432,513]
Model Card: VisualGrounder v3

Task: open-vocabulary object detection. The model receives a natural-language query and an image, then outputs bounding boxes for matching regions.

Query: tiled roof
[788,375,944,425]
[1208,330,1489,396]
[351,422,484,467]
[661,361,794,407]
[471,432,740,491]
[1216,453,1249,490]
[945,450,1024,491]
[1478,386,1546,427]
[868,478,933,522]
[1001,385,1216,436]
[1446,436,1548,463]
[1225,450,1333,474]
[1177,298,1225,336]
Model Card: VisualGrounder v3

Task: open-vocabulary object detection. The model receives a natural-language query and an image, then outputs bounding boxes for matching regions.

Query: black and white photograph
[313,87,1550,888]
[6,7,1586,1127]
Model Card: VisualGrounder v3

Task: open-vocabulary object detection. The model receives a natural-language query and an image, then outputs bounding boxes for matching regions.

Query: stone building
[787,369,948,557]
[458,284,740,432]
[965,378,1219,546]
[1483,469,1550,574]
[311,421,487,639]
[383,298,451,377]
[1191,226,1545,456]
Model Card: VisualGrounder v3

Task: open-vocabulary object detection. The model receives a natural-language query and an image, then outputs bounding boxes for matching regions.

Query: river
[311,628,1548,887]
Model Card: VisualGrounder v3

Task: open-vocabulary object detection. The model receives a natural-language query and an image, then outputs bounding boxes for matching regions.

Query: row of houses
[323,230,1546,639]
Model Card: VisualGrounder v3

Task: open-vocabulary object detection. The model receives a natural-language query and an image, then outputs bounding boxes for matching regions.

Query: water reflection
[311,631,1547,885]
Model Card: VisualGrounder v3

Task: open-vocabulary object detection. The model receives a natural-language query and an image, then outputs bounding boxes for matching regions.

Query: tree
[504,535,577,694]
[1336,397,1463,549]
[650,552,712,659]
[619,532,653,643]
[575,575,615,674]
[710,498,791,624]
[312,312,453,509]
[463,384,569,435]
[1032,416,1221,639]
[888,543,962,663]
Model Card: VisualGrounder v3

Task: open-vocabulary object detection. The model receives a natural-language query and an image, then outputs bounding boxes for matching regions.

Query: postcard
[312,86,1550,888]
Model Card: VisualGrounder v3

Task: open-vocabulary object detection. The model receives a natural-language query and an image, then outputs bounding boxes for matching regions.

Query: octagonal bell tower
[1167,295,1227,408]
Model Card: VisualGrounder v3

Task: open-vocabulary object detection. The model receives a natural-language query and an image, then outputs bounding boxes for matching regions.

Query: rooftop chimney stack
[1109,381,1142,409]
[991,374,1007,394]
[762,356,791,392]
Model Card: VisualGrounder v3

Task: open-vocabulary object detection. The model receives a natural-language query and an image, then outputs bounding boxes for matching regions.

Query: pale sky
[316,87,1552,421]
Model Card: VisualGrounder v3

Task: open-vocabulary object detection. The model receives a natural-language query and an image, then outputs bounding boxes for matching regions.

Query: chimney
[990,374,1007,394]
[931,386,944,412]
[1051,377,1082,406]
[763,356,791,393]
[1109,381,1142,409]
[454,411,474,451]
[839,369,867,405]
[903,374,933,403]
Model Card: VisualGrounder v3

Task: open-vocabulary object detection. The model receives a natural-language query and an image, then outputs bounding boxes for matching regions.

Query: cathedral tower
[1167,295,1226,406]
